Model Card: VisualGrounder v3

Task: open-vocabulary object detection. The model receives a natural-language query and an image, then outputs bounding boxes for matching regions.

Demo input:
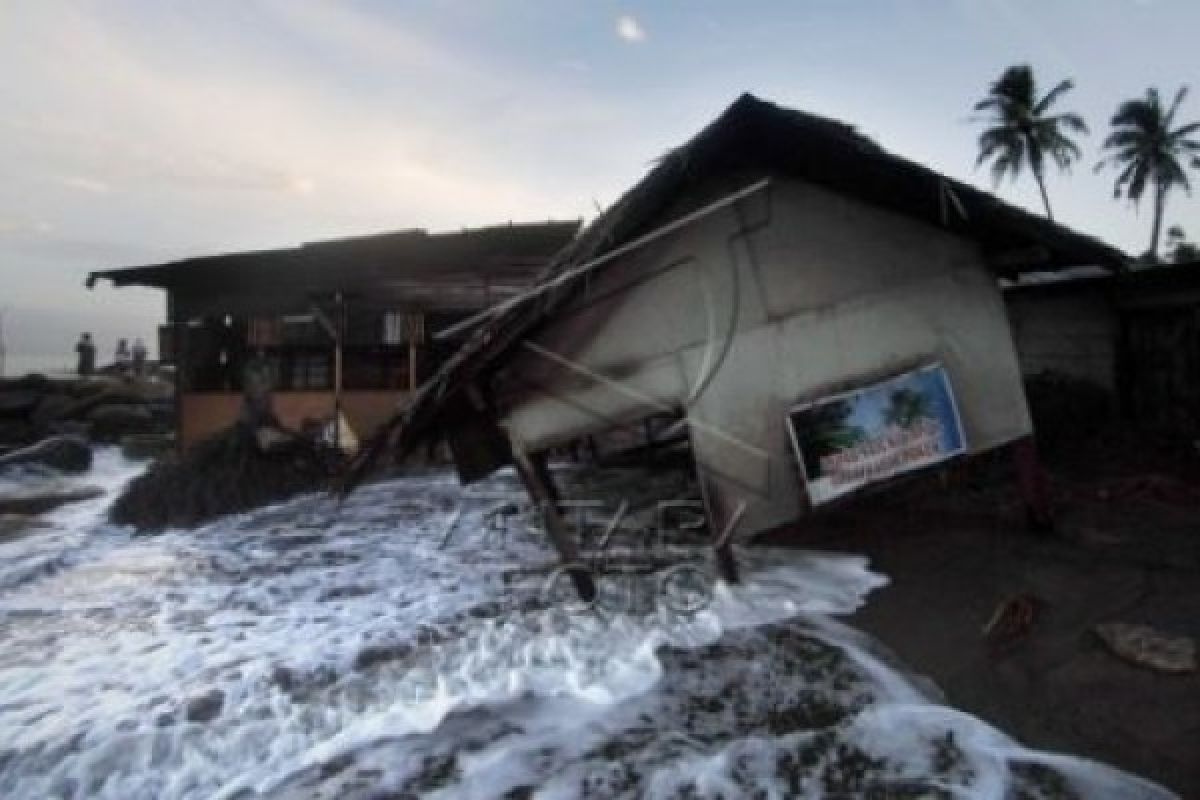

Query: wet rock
[269,664,338,701]
[0,419,38,447]
[185,688,225,723]
[317,585,374,602]
[0,513,44,543]
[353,642,413,671]
[0,373,51,392]
[87,404,153,442]
[46,420,92,439]
[0,487,104,516]
[60,388,147,420]
[269,665,297,692]
[0,390,41,419]
[1094,622,1197,674]
[30,393,75,424]
[0,435,92,473]
[120,433,175,461]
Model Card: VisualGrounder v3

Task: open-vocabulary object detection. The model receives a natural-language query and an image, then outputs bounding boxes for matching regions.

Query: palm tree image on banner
[787,364,967,506]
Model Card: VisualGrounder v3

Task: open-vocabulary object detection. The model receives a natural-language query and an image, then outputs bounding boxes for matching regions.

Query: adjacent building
[1005,261,1200,434]
[87,221,580,449]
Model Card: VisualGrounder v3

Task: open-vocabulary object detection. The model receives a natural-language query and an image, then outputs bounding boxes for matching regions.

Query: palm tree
[973,64,1088,220]
[792,400,865,478]
[1097,87,1200,261]
[883,388,931,429]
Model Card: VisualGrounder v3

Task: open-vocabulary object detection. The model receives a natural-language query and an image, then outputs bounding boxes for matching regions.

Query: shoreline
[768,464,1199,797]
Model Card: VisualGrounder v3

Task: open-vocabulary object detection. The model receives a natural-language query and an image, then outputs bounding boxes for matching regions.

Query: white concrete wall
[499,178,1032,536]
[1005,288,1116,391]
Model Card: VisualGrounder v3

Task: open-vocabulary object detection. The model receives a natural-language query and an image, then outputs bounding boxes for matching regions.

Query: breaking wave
[0,454,1176,798]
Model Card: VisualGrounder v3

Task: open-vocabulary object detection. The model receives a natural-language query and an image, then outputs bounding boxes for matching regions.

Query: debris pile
[109,422,340,532]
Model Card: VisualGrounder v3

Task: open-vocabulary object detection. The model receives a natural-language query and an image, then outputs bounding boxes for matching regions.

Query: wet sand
[768,458,1200,797]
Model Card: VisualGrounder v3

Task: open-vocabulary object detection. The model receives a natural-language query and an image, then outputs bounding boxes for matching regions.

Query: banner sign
[787,363,966,506]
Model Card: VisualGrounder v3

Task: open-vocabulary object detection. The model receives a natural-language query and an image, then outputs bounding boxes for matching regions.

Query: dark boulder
[185,688,225,723]
[30,393,76,424]
[0,487,104,516]
[0,374,51,393]
[0,420,39,448]
[64,377,114,398]
[0,390,41,419]
[120,433,176,461]
[0,514,44,543]
[59,388,148,422]
[0,435,93,474]
[45,420,92,439]
[87,404,153,442]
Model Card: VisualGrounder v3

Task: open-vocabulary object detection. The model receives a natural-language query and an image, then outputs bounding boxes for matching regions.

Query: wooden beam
[694,454,743,585]
[510,439,596,603]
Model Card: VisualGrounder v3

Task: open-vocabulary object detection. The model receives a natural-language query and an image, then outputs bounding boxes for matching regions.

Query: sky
[1,0,1198,371]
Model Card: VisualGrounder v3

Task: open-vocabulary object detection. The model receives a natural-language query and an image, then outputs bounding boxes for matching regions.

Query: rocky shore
[0,371,174,531]
[0,372,173,451]
[1,370,349,535]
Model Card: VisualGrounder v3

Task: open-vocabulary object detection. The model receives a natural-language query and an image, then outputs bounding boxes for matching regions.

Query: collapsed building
[348,94,1126,598]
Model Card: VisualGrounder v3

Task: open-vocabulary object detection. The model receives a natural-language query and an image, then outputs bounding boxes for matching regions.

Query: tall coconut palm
[1097,87,1200,261]
[973,64,1088,220]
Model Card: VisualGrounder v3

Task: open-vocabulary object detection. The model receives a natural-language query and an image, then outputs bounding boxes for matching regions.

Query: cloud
[558,58,590,73]
[56,175,111,194]
[0,2,617,248]
[0,217,53,237]
[616,14,646,43]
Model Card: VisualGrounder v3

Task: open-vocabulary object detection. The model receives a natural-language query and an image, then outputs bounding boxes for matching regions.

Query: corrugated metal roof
[86,221,583,290]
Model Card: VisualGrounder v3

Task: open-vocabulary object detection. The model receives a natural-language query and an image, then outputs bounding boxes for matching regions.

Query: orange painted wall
[179,391,410,450]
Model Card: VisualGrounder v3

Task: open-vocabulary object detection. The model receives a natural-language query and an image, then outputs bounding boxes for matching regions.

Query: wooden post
[510,440,596,603]
[408,340,418,391]
[174,321,187,453]
[312,295,345,450]
[333,293,344,451]
[689,429,743,585]
[714,538,741,584]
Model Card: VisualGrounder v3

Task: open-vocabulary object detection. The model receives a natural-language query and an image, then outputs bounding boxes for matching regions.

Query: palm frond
[1034,78,1075,114]
[1166,86,1190,126]
[1170,120,1200,139]
[1051,112,1089,134]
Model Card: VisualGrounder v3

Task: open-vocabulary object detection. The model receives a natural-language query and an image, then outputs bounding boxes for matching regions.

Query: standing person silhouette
[114,338,131,379]
[132,337,148,377]
[75,333,96,377]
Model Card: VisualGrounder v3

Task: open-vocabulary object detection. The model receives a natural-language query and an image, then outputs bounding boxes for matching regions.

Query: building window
[282,315,323,346]
[383,311,425,345]
[290,353,331,390]
[248,317,283,348]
